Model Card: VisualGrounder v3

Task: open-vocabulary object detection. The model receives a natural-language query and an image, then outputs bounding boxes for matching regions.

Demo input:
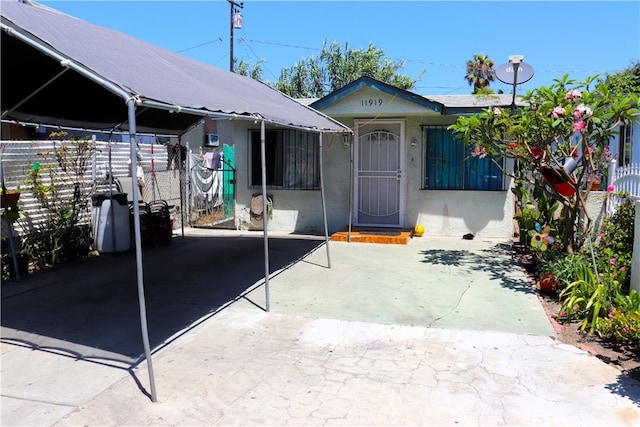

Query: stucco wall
[232,120,351,234]
[231,116,515,239]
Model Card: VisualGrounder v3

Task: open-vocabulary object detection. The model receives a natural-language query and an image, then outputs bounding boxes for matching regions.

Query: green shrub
[596,308,640,346]
[595,195,634,289]
[18,134,95,267]
[558,257,625,333]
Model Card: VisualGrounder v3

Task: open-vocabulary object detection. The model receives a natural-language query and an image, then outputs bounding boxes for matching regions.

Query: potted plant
[539,272,560,294]
[1,188,20,209]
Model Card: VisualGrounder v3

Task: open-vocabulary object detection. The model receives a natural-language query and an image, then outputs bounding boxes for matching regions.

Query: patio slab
[1,228,638,426]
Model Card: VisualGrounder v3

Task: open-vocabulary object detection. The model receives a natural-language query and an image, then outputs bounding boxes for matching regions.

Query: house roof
[425,94,526,115]
[308,76,526,116]
[0,1,350,135]
[310,77,444,113]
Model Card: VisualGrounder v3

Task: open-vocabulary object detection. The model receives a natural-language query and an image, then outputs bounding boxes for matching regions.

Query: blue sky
[39,1,640,96]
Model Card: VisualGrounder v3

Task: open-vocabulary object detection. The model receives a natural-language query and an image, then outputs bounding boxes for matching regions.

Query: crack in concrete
[428,282,472,328]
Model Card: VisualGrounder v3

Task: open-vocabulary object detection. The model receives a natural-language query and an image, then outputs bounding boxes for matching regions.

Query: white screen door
[355,121,404,227]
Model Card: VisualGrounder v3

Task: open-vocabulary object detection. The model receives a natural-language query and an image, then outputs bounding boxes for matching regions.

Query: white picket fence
[607,159,640,215]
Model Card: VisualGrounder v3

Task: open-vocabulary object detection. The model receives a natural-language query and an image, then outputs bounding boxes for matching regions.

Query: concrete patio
[1,228,639,426]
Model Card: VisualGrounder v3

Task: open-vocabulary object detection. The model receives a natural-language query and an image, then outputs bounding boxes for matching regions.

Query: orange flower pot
[539,273,559,294]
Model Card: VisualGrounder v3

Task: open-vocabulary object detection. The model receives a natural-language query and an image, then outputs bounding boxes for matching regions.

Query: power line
[247,39,322,53]
[176,38,223,53]
[176,36,615,83]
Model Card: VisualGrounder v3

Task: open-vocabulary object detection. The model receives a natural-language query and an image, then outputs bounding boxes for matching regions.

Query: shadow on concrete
[1,234,323,367]
[606,374,640,407]
[419,242,533,294]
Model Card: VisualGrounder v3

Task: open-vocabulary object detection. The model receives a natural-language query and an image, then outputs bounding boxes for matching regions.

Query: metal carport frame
[1,0,350,403]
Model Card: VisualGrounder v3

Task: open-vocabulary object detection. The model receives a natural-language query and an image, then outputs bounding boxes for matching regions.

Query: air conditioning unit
[205,133,219,147]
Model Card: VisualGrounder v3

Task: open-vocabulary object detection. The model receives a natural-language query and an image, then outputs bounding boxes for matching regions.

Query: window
[423,127,503,190]
[250,129,319,189]
[619,123,632,167]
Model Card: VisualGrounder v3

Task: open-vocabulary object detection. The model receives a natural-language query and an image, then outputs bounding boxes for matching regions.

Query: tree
[599,61,640,94]
[272,40,422,98]
[235,59,265,81]
[465,53,496,94]
[449,75,639,254]
[273,57,325,98]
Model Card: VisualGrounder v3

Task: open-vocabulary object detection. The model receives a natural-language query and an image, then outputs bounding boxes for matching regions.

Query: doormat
[358,230,402,236]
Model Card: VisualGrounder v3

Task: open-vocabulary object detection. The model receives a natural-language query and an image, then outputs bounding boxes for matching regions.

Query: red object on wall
[540,166,577,197]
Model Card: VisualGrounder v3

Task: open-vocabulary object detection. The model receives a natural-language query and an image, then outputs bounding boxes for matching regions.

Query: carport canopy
[1,0,351,403]
[0,1,349,134]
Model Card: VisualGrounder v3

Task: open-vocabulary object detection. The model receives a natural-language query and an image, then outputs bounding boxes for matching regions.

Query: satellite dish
[495,62,535,85]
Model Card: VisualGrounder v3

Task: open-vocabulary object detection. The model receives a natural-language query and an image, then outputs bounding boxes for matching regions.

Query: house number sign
[361,98,384,107]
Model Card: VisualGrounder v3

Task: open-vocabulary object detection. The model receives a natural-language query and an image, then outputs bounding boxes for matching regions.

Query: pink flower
[493,107,501,115]
[573,103,593,118]
[619,267,626,272]
[573,121,586,132]
[471,145,487,158]
[551,106,565,118]
[606,185,615,192]
[622,327,631,334]
[598,232,604,237]
[608,312,615,318]
[565,89,581,101]
[610,258,616,265]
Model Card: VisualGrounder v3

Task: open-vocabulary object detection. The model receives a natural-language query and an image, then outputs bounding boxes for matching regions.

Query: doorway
[354,120,404,227]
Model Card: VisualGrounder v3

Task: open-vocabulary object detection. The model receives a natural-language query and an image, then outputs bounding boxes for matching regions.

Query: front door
[354,120,404,227]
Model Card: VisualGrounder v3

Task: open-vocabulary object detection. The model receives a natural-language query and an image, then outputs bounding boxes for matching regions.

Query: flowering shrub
[596,309,640,346]
[597,195,634,278]
[554,195,635,337]
[450,75,639,254]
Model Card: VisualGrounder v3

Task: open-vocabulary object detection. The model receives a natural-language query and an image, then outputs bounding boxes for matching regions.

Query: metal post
[510,62,520,115]
[260,120,270,311]
[348,135,354,242]
[127,99,157,403]
[319,133,331,268]
[508,55,524,116]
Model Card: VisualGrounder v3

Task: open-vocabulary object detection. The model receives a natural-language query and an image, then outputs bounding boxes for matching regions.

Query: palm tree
[465,54,496,94]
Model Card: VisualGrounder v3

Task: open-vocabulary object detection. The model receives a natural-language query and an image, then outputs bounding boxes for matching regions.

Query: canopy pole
[179,137,186,238]
[260,120,271,311]
[127,99,157,402]
[348,135,354,242]
[319,133,331,268]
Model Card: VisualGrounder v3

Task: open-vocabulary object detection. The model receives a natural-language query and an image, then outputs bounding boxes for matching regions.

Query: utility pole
[228,0,243,72]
